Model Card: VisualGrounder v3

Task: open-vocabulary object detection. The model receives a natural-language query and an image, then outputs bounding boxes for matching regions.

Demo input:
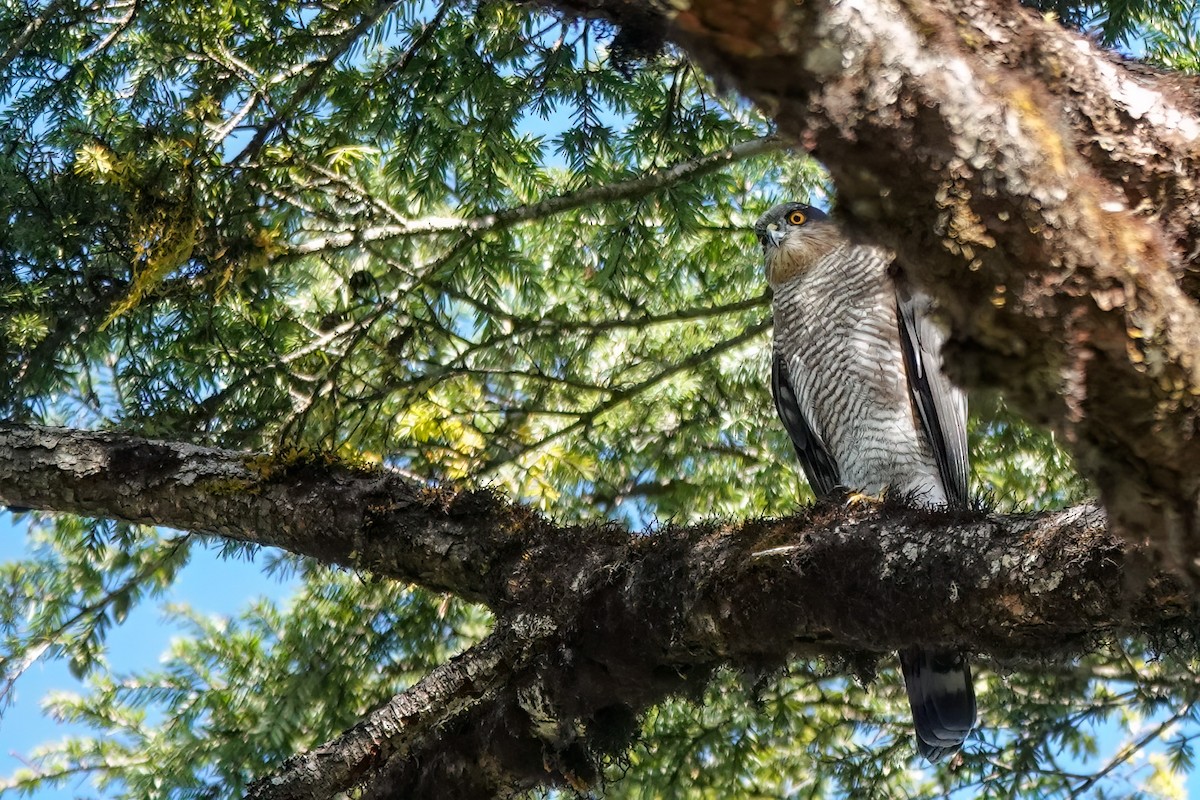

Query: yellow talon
[845,491,884,506]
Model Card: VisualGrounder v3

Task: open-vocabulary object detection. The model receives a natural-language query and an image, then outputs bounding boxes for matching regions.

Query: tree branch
[0,423,1186,649]
[244,628,536,800]
[286,135,783,255]
[0,0,73,75]
[0,422,1193,796]
[533,0,1200,574]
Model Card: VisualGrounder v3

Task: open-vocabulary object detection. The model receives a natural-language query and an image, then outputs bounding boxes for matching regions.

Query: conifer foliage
[1,0,1199,797]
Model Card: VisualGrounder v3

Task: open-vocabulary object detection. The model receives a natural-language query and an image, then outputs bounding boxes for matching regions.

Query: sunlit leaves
[1137,3,1200,71]
[970,396,1092,511]
[0,517,191,696]
[0,0,1195,798]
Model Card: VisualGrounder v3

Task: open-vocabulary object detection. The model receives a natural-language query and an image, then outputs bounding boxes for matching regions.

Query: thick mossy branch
[244,494,1190,799]
[1,424,1195,798]
[0,423,1188,655]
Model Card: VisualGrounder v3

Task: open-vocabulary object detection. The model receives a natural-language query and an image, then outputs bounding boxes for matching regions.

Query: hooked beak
[760,227,785,251]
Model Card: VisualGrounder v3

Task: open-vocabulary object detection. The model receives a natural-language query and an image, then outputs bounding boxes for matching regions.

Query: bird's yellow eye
[787,210,807,226]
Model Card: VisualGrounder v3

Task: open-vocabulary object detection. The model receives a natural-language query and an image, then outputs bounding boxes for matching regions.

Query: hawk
[756,201,976,762]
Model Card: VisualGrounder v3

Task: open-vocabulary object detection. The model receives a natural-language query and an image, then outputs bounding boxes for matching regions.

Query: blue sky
[0,512,296,799]
[3,5,1199,798]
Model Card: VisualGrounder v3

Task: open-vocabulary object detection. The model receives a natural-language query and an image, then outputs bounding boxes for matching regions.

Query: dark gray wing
[895,287,969,507]
[771,351,841,499]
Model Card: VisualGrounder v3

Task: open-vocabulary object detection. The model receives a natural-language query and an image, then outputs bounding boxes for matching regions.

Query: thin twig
[232,0,396,165]
[1068,702,1193,798]
[479,318,771,477]
[287,135,785,255]
[0,0,74,74]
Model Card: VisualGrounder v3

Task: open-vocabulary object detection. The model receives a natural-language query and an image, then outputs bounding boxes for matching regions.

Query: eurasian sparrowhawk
[756,201,976,762]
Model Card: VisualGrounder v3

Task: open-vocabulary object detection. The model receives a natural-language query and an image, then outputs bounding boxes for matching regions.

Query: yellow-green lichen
[243,445,380,481]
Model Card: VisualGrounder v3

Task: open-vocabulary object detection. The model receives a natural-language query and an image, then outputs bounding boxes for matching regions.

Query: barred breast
[771,244,947,504]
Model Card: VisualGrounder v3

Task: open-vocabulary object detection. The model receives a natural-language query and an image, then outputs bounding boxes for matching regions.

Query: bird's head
[754,202,843,289]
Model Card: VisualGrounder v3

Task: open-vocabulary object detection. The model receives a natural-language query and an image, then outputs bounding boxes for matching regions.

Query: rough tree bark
[0,423,1191,796]
[537,0,1200,573]
[8,0,1200,796]
[262,0,1200,791]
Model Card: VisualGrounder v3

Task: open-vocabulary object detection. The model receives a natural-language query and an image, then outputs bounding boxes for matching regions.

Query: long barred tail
[899,647,976,762]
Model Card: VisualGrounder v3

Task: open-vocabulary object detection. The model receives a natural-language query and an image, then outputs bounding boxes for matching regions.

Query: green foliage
[604,644,1200,800]
[2,569,488,798]
[970,395,1093,512]
[0,0,1193,798]
[1019,0,1195,47]
[0,517,191,690]
[1137,4,1200,71]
